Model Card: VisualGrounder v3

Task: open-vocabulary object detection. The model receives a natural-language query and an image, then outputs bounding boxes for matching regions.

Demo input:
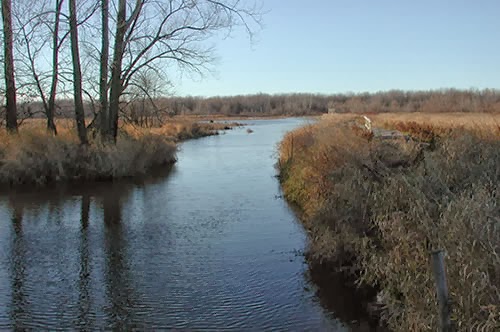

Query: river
[0,118,371,330]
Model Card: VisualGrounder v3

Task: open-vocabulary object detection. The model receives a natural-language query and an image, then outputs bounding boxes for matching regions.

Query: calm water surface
[0,118,358,330]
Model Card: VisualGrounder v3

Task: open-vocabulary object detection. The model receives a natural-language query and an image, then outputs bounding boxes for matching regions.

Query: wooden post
[431,250,452,332]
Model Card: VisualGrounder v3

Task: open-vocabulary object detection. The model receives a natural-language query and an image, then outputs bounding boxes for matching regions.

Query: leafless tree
[14,0,64,134]
[68,0,88,144]
[1,0,17,132]
[7,0,263,141]
[124,68,172,127]
[46,0,66,135]
[106,0,127,141]
[98,0,263,141]
[99,0,109,139]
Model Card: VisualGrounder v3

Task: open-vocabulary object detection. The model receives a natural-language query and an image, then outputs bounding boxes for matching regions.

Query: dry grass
[323,112,500,137]
[0,117,235,187]
[279,114,499,331]
[0,129,176,187]
[122,118,239,141]
[371,112,500,129]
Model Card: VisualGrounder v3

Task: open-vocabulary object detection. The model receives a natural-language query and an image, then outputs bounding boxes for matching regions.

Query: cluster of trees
[2,0,498,136]
[135,89,500,118]
[1,0,262,142]
[326,89,500,114]
[9,88,500,130]
[161,93,330,116]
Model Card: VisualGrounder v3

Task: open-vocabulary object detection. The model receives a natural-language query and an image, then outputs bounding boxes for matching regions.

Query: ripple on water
[0,119,349,331]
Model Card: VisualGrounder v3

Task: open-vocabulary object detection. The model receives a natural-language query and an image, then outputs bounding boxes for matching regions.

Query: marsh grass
[0,130,176,186]
[279,114,499,331]
[323,112,500,138]
[121,118,239,141]
[0,117,234,187]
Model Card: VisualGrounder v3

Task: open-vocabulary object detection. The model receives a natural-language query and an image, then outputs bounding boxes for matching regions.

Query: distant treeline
[152,89,500,116]
[15,89,500,121]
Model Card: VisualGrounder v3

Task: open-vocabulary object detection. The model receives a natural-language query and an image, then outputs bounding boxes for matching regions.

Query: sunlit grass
[0,117,236,187]
[279,114,499,331]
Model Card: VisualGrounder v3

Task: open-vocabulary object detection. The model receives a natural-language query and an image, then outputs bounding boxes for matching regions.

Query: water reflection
[102,192,136,330]
[9,199,29,329]
[307,261,387,331]
[76,193,91,329]
[0,119,369,330]
[3,180,142,330]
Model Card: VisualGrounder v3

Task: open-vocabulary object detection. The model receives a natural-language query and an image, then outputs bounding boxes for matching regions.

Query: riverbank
[278,113,499,331]
[0,118,238,187]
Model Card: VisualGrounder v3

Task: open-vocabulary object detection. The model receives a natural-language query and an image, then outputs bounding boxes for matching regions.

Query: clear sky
[174,0,500,97]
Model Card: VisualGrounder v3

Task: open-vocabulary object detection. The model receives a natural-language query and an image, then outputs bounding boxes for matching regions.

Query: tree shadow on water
[2,167,175,330]
[8,199,31,330]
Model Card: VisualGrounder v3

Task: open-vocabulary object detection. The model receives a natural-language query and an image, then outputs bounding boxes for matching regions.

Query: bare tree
[14,0,61,134]
[68,0,87,144]
[46,0,66,135]
[124,69,171,127]
[106,0,128,141]
[97,0,262,141]
[1,0,17,132]
[99,0,109,139]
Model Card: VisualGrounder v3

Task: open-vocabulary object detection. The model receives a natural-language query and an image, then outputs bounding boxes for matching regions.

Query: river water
[0,118,368,330]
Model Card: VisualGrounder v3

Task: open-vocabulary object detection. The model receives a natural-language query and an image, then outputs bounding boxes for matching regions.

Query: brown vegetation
[10,89,500,123]
[0,118,234,187]
[4,0,261,142]
[158,89,500,116]
[121,117,239,141]
[278,114,499,331]
[147,89,500,116]
[371,112,499,137]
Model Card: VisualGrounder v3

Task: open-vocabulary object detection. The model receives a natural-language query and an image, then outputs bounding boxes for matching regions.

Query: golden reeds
[279,114,499,331]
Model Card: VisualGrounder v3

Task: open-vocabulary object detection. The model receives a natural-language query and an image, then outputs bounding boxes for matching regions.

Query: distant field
[323,111,500,130]
[322,112,500,141]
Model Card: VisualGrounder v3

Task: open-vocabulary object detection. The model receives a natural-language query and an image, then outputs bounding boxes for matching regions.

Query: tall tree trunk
[99,0,109,140]
[1,0,17,132]
[108,0,126,142]
[47,0,64,136]
[68,0,87,145]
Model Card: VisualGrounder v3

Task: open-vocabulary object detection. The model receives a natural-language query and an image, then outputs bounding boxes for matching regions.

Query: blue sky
[175,0,500,96]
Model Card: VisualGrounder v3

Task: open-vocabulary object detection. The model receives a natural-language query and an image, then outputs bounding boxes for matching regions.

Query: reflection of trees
[1,172,174,329]
[77,193,92,329]
[9,199,29,329]
[75,183,140,329]
[102,191,136,329]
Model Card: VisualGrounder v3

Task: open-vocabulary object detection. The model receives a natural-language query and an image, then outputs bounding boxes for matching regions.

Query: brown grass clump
[0,130,176,187]
[0,116,239,187]
[279,116,499,331]
[122,118,238,141]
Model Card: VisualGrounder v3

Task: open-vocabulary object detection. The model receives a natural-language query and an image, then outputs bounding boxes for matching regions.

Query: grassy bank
[121,117,241,141]
[278,113,499,331]
[0,118,235,187]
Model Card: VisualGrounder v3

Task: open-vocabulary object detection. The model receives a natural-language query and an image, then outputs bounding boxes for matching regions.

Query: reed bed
[0,117,235,187]
[279,114,499,331]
